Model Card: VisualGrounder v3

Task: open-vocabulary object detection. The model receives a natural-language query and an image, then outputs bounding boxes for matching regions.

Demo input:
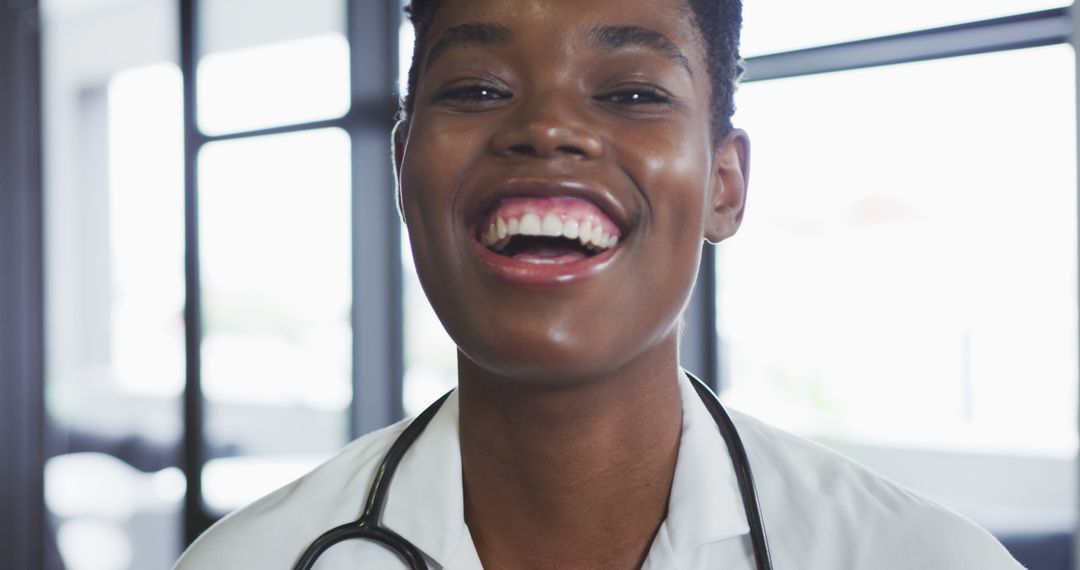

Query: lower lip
[470,238,620,287]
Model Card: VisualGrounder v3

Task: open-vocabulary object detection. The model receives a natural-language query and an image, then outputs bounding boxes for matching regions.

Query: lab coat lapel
[664,372,752,553]
[382,389,469,568]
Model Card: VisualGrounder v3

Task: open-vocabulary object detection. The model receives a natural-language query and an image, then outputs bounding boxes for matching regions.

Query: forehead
[421,0,705,66]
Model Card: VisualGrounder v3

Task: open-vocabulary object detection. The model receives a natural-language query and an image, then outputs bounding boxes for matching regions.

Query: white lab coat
[175,373,1023,569]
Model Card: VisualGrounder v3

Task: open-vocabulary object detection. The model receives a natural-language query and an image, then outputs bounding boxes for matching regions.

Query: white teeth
[541,214,563,237]
[587,228,600,248]
[519,213,542,235]
[482,211,621,252]
[563,219,579,240]
[579,220,593,248]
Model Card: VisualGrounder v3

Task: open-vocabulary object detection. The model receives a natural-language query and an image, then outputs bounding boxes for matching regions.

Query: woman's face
[397,0,748,383]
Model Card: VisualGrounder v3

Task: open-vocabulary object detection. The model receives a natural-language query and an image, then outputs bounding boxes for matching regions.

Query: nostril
[504,143,588,158]
[556,145,587,157]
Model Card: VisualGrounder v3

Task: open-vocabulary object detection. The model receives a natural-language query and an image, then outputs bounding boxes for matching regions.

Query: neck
[457,350,684,569]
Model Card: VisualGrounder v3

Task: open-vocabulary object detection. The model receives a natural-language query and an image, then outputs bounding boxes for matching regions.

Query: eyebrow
[422,22,692,76]
[424,22,513,70]
[587,25,692,75]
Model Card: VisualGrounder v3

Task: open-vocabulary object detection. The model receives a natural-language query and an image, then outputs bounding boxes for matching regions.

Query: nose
[490,93,604,160]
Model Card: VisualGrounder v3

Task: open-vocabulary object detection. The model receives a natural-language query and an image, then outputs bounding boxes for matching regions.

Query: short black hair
[400,0,744,143]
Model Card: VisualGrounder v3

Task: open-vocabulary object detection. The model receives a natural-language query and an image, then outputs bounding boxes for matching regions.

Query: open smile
[468,185,629,286]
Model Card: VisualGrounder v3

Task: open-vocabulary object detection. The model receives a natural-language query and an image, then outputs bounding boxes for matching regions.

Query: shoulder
[727,410,1022,569]
[173,419,410,569]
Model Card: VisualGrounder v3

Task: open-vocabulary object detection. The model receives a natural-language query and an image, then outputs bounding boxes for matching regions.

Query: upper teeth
[482,212,619,251]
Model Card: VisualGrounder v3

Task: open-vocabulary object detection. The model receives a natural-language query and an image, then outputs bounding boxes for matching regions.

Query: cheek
[399,120,495,345]
[400,122,482,250]
[634,137,713,248]
[625,136,712,322]
[400,127,460,304]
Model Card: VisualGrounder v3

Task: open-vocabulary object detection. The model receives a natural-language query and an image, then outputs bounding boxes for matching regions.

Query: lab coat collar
[664,371,751,552]
[381,372,750,568]
[383,389,468,568]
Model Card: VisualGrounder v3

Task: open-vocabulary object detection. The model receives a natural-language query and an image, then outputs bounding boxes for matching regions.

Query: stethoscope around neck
[293,372,773,570]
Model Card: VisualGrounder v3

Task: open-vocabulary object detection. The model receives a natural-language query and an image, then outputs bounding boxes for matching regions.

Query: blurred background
[1,0,1078,568]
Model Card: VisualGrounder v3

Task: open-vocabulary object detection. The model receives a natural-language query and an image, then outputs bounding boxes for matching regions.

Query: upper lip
[467,176,633,238]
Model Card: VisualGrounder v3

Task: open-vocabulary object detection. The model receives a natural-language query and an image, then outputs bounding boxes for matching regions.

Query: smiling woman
[175,0,1026,568]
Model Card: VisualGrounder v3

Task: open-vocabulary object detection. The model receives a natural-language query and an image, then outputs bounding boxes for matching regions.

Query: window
[198,128,353,512]
[196,0,348,134]
[43,1,186,564]
[43,0,405,562]
[719,6,1077,534]
[721,45,1077,454]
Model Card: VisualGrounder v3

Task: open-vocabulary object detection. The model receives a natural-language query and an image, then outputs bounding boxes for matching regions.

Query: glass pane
[398,16,415,99]
[719,45,1077,456]
[402,227,459,417]
[198,128,352,513]
[742,0,1070,56]
[43,0,185,565]
[197,0,348,135]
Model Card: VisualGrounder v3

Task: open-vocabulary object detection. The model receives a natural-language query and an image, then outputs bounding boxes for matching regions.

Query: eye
[598,86,673,106]
[433,83,512,105]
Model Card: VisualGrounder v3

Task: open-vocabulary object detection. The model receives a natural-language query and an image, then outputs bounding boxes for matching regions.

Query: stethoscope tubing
[688,373,773,570]
[293,391,450,570]
[293,374,772,570]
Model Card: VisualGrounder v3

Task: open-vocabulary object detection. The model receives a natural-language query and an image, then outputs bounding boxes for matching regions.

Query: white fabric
[175,373,1023,569]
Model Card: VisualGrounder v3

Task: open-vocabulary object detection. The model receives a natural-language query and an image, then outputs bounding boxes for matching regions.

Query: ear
[704,129,750,244]
[391,120,409,222]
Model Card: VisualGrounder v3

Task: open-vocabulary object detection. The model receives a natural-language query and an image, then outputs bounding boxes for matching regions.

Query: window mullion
[347,0,405,438]
[745,8,1071,82]
[179,0,213,547]
[1071,2,1080,567]
[0,2,46,568]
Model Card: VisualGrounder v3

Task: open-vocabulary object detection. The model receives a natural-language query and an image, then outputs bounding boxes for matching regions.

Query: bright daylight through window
[719,45,1078,455]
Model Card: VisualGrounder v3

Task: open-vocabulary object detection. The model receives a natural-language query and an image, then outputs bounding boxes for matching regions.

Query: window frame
[0,1,46,568]
[177,0,405,543]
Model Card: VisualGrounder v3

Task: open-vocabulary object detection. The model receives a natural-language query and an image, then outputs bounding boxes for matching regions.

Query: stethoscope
[294,372,773,570]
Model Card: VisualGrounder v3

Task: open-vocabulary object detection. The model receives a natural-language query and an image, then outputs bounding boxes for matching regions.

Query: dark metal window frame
[744,8,1071,82]
[0,1,46,569]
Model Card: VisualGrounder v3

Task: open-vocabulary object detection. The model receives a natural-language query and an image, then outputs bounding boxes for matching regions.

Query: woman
[176,0,1023,567]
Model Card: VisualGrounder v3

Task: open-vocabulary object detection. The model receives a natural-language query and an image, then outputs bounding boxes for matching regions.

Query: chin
[456,331,623,387]
[455,317,678,388]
